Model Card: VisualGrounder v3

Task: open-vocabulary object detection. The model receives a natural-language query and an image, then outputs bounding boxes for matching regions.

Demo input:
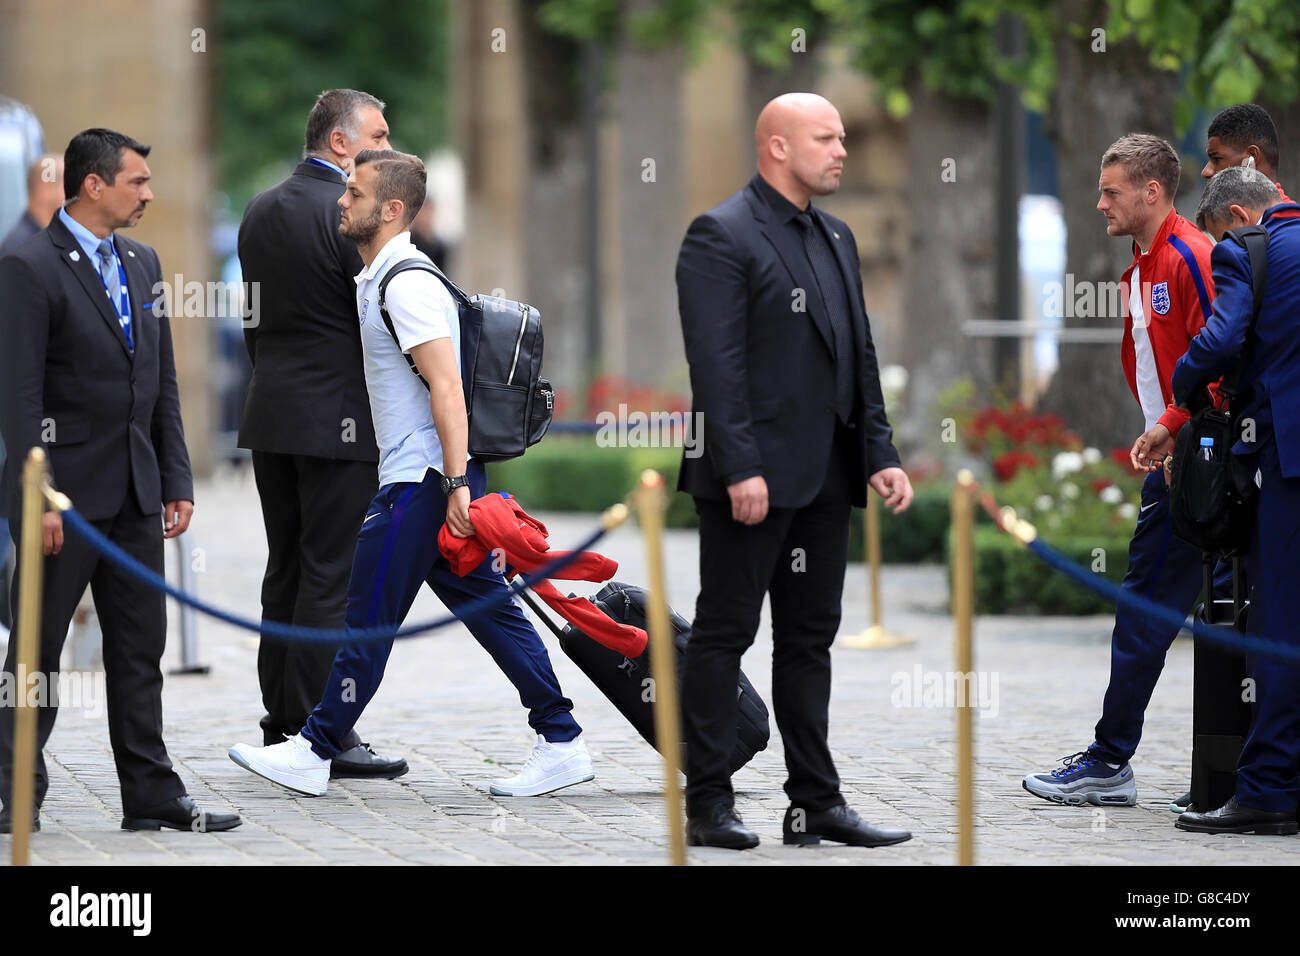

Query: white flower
[1052,451,1085,480]
[1083,447,1102,465]
[880,364,909,394]
[1060,481,1080,500]
[1118,502,1137,520]
[1035,494,1054,512]
[1099,485,1124,505]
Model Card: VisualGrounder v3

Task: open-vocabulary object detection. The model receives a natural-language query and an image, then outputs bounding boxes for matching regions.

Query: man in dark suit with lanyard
[676,93,914,850]
[238,90,404,777]
[0,128,239,833]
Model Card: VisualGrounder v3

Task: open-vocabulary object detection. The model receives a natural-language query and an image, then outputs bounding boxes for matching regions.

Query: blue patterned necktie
[97,238,132,349]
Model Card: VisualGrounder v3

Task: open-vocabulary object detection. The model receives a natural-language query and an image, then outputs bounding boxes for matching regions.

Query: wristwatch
[1163,455,1174,479]
[441,474,470,496]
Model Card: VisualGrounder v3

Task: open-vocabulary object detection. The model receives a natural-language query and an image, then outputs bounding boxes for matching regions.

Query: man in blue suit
[1172,165,1300,835]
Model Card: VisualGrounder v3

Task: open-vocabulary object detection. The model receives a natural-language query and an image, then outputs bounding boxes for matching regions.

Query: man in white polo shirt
[229,149,594,798]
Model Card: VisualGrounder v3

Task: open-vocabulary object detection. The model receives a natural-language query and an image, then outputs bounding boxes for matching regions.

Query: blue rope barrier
[546,421,603,434]
[1026,537,1300,663]
[60,506,610,645]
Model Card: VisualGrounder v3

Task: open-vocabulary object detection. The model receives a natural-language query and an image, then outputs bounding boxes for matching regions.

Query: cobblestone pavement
[2,467,1295,865]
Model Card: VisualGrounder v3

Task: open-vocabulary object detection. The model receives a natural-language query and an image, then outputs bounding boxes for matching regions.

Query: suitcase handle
[513,579,568,641]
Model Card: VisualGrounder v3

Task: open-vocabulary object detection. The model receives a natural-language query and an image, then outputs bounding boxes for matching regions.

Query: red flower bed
[994,450,1040,481]
[966,401,1080,456]
[583,374,690,418]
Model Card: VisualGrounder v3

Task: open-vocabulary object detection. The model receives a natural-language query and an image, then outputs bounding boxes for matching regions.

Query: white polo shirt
[354,231,465,487]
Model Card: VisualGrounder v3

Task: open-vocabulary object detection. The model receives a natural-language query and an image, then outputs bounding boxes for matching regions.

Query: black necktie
[795,210,855,422]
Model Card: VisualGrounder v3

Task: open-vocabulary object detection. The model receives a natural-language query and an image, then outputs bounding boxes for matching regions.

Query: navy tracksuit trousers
[301,462,580,757]
[1089,470,1232,765]
[1236,435,1300,813]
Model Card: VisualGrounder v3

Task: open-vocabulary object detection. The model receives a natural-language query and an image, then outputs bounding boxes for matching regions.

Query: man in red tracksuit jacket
[1024,133,1231,810]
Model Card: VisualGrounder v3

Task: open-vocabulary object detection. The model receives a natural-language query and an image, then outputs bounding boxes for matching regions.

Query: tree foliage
[213,0,449,212]
[1105,0,1300,130]
[538,0,1300,125]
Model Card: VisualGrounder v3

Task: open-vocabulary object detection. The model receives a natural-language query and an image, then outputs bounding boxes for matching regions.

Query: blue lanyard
[96,242,134,347]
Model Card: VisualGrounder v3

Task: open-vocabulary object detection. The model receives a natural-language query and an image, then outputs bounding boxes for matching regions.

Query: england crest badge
[1151,281,1170,315]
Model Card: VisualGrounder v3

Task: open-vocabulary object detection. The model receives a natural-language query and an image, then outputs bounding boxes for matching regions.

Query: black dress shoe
[330,742,408,779]
[121,794,241,832]
[0,805,39,833]
[784,803,912,847]
[687,805,760,850]
[1176,796,1298,835]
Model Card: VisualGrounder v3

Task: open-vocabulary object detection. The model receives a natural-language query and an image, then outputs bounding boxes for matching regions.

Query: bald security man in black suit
[677,93,914,850]
[0,128,239,833]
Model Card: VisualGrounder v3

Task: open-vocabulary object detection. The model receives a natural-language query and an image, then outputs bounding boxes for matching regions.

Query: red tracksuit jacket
[438,492,648,657]
[1119,208,1217,437]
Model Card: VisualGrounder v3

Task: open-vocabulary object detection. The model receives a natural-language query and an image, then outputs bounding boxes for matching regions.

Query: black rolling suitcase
[1190,555,1252,812]
[518,580,770,773]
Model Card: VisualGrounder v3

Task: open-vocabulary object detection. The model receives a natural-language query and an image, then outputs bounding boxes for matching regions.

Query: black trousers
[683,424,856,817]
[0,498,185,814]
[251,451,376,747]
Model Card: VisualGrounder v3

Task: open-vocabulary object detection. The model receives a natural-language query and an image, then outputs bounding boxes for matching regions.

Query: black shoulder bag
[1168,224,1268,555]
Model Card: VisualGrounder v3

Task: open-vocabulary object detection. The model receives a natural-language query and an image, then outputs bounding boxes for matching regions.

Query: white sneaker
[229,733,330,796]
[490,734,595,797]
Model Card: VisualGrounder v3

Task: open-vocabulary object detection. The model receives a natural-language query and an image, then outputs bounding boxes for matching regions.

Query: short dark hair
[355,149,426,225]
[63,128,150,201]
[1208,103,1280,171]
[1195,165,1281,230]
[1102,133,1182,199]
[304,89,385,156]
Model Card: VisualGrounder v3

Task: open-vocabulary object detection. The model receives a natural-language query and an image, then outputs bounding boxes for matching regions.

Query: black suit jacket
[0,214,193,520]
[0,211,41,256]
[237,162,378,461]
[676,175,900,510]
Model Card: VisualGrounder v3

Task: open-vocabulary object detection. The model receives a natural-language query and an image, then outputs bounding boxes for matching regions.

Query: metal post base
[838,625,915,649]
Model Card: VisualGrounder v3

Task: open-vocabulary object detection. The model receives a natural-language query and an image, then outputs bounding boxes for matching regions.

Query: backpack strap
[376,257,464,391]
[1218,224,1269,401]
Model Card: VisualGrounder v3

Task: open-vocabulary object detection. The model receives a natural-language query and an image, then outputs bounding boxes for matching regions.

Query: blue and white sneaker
[1022,751,1137,806]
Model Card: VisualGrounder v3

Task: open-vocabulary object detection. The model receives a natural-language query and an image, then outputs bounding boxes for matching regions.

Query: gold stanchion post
[951,469,976,866]
[11,448,49,866]
[635,470,687,866]
[840,491,914,648]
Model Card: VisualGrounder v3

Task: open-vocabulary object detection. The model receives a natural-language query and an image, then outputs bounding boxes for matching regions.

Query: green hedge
[491,437,971,560]
[848,485,973,564]
[487,437,698,528]
[951,526,1131,615]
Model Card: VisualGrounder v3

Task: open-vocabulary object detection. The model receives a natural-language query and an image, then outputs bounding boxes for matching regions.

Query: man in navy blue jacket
[1172,165,1300,835]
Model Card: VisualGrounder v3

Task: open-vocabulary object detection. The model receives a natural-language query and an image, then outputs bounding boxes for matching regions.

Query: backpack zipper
[507,303,529,384]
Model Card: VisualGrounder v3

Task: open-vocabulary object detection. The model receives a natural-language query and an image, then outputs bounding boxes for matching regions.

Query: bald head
[754,93,846,208]
[755,93,837,147]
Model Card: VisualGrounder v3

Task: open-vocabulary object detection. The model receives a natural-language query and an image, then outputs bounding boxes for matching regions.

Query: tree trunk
[519,4,589,400]
[896,84,997,454]
[1257,96,1300,196]
[1036,1,1181,451]
[614,11,683,386]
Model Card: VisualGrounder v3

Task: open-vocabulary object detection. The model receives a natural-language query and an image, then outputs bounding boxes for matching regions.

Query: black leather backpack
[378,257,553,462]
